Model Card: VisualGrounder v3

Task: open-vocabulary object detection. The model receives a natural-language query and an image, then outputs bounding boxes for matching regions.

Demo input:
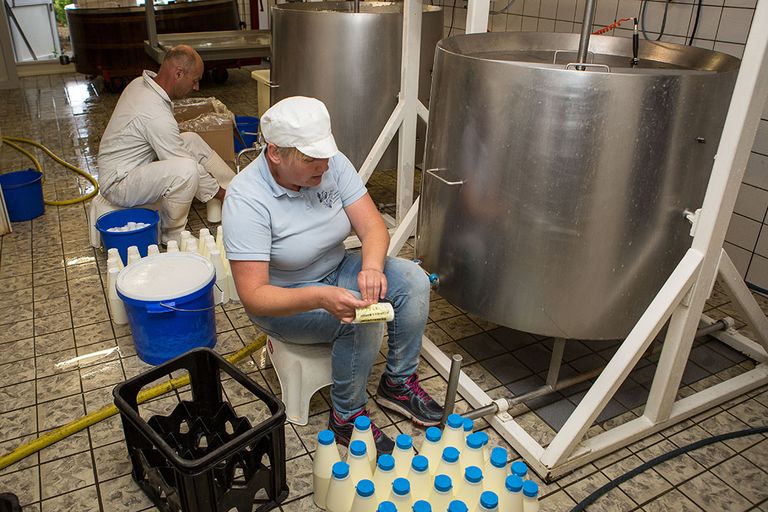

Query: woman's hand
[358,268,387,304]
[320,287,370,323]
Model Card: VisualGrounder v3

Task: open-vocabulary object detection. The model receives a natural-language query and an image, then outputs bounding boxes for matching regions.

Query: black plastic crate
[113,348,289,512]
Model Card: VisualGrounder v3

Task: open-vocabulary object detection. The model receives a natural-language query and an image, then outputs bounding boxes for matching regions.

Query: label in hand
[353,302,395,323]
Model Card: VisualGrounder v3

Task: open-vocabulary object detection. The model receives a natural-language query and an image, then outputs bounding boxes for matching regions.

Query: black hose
[639,0,672,41]
[570,425,768,511]
[688,0,704,45]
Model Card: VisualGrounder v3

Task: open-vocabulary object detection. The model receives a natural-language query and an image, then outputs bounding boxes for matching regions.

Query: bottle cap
[354,415,371,431]
[411,455,429,473]
[332,461,349,479]
[505,475,524,492]
[480,491,498,510]
[425,426,442,443]
[490,447,508,468]
[317,430,334,446]
[522,480,539,498]
[446,414,464,429]
[442,447,460,463]
[466,432,483,450]
[396,434,413,450]
[475,431,489,446]
[511,460,528,478]
[412,500,432,512]
[464,466,483,484]
[463,418,474,432]
[356,479,375,498]
[392,477,410,496]
[378,501,397,512]
[350,440,367,457]
[434,474,452,492]
[377,454,395,471]
[447,500,468,512]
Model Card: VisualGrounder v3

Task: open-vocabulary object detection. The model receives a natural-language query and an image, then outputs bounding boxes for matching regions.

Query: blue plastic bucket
[96,208,159,265]
[0,169,44,222]
[116,253,217,365]
[234,115,259,152]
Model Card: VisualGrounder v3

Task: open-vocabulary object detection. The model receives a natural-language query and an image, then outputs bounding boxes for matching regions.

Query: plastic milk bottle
[326,461,355,512]
[407,455,431,501]
[390,477,413,509]
[430,474,455,512]
[478,491,499,512]
[502,475,524,512]
[474,431,490,462]
[347,440,374,483]
[351,479,377,512]
[393,434,415,477]
[442,414,466,451]
[463,418,475,439]
[462,433,485,471]
[437,447,463,484]
[350,415,377,471]
[419,427,443,475]
[374,454,397,500]
[378,501,397,512]
[483,448,508,496]
[412,500,432,512]
[521,481,539,512]
[459,466,484,512]
[313,430,341,509]
[448,500,469,512]
[510,461,528,479]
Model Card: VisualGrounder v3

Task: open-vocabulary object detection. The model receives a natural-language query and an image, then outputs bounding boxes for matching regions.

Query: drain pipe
[576,0,597,69]
[441,354,463,424]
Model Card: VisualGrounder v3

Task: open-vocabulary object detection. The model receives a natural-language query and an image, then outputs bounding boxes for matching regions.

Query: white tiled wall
[435,0,768,289]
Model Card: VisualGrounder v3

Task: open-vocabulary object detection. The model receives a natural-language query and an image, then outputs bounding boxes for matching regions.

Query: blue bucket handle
[148,301,220,313]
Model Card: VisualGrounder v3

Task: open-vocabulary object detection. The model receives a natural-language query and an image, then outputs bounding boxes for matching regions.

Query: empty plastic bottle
[437,447,463,484]
[312,430,341,509]
[390,477,413,509]
[407,455,431,501]
[374,454,397,500]
[442,414,465,451]
[351,479,377,512]
[429,474,454,512]
[419,427,443,475]
[483,448,508,497]
[478,491,499,512]
[347,440,374,483]
[502,475,523,512]
[325,461,355,512]
[459,466,484,512]
[393,434,415,477]
[521,480,539,512]
[462,433,485,472]
[350,415,377,471]
[510,461,528,479]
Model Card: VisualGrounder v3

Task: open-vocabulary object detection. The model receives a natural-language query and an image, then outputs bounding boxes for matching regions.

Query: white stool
[88,193,161,249]
[266,336,333,426]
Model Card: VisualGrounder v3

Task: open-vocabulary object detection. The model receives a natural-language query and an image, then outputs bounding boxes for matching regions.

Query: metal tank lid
[272,1,442,14]
[437,32,740,74]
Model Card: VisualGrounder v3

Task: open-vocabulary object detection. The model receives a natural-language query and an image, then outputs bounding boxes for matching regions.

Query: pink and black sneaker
[328,409,395,456]
[376,373,443,426]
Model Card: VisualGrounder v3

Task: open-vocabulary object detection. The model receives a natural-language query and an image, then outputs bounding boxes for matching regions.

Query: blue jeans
[250,252,430,419]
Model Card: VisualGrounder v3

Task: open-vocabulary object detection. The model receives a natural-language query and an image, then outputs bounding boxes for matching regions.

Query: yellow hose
[0,334,267,471]
[1,136,99,206]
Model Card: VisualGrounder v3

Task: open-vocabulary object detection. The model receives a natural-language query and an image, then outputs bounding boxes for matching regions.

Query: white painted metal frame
[381,0,768,480]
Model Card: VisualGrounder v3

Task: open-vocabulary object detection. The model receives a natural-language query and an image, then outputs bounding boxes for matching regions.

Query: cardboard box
[173,98,235,162]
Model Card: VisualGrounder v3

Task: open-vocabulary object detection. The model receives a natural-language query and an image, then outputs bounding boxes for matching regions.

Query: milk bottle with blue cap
[447,499,469,512]
[390,477,413,508]
[483,447,508,496]
[412,499,432,512]
[374,454,397,499]
[502,475,523,512]
[462,433,485,471]
[510,461,528,479]
[347,440,374,483]
[442,414,466,451]
[393,434,415,477]
[419,427,443,474]
[350,415,377,471]
[351,479,377,512]
[521,480,539,512]
[326,461,355,512]
[459,466,484,512]
[407,455,431,501]
[429,474,454,512]
[463,418,475,439]
[478,491,499,512]
[312,430,341,509]
[437,447,463,484]
[474,431,490,462]
[378,501,397,512]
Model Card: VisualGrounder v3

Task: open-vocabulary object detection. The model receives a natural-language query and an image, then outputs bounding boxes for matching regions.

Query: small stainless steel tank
[416,32,739,340]
[270,2,442,170]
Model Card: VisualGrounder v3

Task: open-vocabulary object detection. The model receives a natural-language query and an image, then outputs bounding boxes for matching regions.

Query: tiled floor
[0,69,767,511]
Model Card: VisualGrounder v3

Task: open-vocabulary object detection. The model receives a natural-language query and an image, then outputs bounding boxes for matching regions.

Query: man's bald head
[154,44,204,100]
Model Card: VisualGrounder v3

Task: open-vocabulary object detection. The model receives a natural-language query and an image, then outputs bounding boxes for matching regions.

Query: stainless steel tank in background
[416,33,740,340]
[270,2,442,170]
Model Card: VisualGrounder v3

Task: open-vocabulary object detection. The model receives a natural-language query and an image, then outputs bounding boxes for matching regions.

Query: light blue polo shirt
[222,150,367,286]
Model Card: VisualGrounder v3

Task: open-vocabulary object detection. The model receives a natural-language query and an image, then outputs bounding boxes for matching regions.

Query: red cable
[592,17,632,35]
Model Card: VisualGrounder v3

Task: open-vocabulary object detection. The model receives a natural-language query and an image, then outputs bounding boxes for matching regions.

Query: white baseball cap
[260,96,339,159]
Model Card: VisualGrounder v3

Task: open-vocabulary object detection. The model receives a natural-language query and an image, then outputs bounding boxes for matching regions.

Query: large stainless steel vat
[270,2,442,170]
[416,33,739,340]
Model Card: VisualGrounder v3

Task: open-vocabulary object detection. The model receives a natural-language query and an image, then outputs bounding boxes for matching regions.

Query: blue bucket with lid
[0,169,44,222]
[116,253,217,365]
[96,208,159,265]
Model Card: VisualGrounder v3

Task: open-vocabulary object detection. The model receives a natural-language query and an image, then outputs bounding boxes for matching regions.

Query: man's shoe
[328,409,395,456]
[376,373,443,426]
